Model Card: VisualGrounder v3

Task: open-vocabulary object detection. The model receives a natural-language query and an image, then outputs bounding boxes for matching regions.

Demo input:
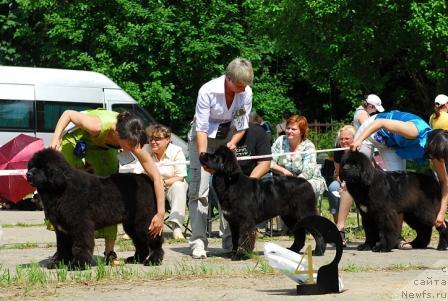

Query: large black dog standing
[340,151,448,252]
[27,148,164,269]
[199,146,325,258]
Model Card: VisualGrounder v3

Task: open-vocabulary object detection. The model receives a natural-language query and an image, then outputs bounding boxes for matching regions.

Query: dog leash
[0,147,349,175]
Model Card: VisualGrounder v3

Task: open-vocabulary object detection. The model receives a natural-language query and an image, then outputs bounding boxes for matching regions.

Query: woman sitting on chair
[145,124,188,240]
[271,115,326,199]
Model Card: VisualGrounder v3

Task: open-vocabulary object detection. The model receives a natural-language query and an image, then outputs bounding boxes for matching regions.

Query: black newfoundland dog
[199,145,325,258]
[340,151,448,252]
[27,148,164,269]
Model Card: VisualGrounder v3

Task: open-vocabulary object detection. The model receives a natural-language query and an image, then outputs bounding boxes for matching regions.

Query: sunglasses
[150,136,166,142]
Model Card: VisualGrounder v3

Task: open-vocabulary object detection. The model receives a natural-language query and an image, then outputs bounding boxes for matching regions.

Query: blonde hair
[337,125,356,138]
[225,58,254,86]
[145,124,172,142]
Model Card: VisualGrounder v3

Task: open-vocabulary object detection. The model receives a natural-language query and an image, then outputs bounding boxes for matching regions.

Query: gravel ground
[1,210,447,301]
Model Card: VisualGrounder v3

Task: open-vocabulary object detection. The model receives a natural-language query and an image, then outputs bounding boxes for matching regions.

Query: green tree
[272,0,448,116]
[1,0,297,136]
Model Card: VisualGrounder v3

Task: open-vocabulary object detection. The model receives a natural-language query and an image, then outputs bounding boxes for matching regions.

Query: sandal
[397,236,412,250]
[104,251,121,266]
[339,229,347,248]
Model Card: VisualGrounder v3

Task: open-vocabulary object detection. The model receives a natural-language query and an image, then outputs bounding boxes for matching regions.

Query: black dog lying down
[27,148,164,269]
[340,151,448,252]
[199,145,325,258]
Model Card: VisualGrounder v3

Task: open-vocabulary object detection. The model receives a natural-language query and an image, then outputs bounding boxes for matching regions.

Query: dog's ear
[46,166,67,191]
[217,146,241,177]
[343,151,376,185]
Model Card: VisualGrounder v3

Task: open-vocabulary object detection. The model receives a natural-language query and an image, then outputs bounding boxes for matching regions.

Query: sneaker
[192,247,207,259]
[173,227,185,240]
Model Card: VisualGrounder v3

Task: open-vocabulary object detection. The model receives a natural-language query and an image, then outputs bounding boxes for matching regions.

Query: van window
[0,100,34,131]
[111,103,156,126]
[36,101,102,132]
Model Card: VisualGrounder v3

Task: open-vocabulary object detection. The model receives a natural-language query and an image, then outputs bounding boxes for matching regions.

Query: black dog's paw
[143,250,164,266]
[371,243,391,253]
[231,248,251,261]
[46,254,71,269]
[312,248,324,256]
[125,255,144,264]
[436,227,448,251]
[356,243,372,251]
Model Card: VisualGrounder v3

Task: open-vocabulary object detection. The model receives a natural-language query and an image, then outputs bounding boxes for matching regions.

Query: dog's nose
[26,170,33,181]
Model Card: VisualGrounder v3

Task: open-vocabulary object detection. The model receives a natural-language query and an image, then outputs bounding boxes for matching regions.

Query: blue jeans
[327,180,341,215]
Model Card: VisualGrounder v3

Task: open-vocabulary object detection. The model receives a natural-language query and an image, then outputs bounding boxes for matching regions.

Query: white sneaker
[173,227,185,240]
[192,247,207,259]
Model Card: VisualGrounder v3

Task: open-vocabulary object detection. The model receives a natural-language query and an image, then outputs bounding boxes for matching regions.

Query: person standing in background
[352,94,384,158]
[430,94,448,130]
[188,57,254,259]
[276,111,292,137]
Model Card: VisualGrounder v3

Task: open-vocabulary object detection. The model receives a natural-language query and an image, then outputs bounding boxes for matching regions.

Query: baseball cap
[434,94,448,106]
[365,94,384,112]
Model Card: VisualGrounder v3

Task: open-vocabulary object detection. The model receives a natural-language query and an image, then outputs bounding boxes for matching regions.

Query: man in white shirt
[188,57,254,259]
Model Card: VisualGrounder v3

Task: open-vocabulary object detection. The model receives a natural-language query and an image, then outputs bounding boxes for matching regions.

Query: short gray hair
[225,57,254,86]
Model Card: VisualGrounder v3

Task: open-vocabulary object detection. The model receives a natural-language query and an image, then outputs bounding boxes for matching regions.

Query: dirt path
[1,211,447,301]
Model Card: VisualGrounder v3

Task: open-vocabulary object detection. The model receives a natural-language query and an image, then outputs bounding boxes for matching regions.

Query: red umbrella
[0,134,44,203]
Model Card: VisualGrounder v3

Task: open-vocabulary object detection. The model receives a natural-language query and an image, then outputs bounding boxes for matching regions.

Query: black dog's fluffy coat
[199,146,325,258]
[340,151,448,252]
[27,148,164,269]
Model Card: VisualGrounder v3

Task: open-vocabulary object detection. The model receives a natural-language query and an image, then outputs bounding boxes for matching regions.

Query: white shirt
[144,143,187,179]
[194,75,252,138]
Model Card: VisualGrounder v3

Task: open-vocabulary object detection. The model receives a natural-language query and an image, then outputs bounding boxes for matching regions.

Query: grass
[0,242,55,250]
[0,257,277,289]
[1,222,46,228]
[342,263,427,273]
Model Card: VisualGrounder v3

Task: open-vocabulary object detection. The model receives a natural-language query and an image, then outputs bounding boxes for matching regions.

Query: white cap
[434,94,448,106]
[365,94,384,112]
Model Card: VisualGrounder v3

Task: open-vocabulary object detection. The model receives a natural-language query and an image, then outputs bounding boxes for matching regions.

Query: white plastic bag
[263,242,316,284]
[264,242,344,291]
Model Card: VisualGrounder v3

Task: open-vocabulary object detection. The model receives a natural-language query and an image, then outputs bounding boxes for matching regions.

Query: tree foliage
[1,0,447,132]
[273,0,448,116]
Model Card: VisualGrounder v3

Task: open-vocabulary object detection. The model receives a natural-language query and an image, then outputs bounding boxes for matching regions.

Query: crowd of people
[47,57,448,263]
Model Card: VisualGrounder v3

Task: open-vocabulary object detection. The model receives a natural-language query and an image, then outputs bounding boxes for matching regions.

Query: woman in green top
[50,109,165,266]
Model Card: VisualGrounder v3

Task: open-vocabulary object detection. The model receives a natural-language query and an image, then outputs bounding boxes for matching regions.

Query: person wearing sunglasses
[145,124,188,240]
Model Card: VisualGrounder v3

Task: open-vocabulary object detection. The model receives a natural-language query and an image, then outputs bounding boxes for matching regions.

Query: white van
[0,66,187,156]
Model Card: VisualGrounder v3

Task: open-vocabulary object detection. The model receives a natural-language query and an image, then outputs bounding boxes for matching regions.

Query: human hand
[226,141,237,151]
[50,138,61,150]
[148,213,164,237]
[350,139,362,151]
[434,211,447,228]
[283,169,294,176]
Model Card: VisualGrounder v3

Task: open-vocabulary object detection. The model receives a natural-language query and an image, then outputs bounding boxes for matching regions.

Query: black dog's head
[340,151,376,185]
[199,145,242,176]
[27,148,70,191]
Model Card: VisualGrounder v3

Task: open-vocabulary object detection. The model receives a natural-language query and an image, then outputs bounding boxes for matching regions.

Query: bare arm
[432,159,448,228]
[271,162,294,176]
[357,110,370,125]
[50,110,101,149]
[227,130,247,151]
[132,146,166,237]
[249,161,270,179]
[196,131,208,154]
[163,176,185,188]
[333,162,340,181]
[351,119,419,151]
